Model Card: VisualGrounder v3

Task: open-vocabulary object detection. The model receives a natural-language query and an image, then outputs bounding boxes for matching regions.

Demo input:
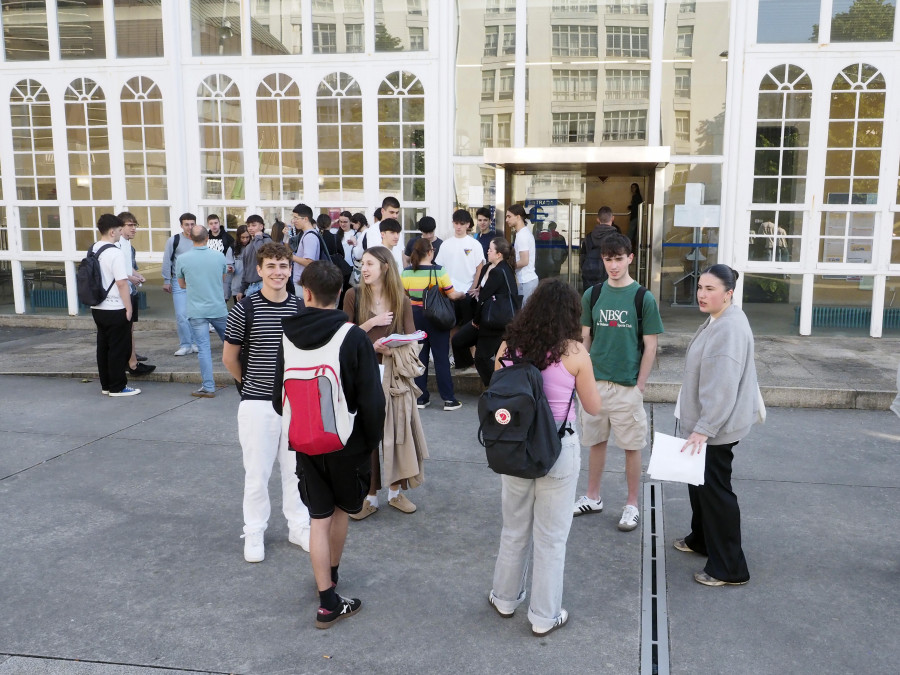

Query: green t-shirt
[580,281,664,386]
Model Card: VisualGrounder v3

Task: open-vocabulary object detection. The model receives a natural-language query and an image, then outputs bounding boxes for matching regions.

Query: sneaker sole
[694,573,748,587]
[532,613,568,637]
[488,595,514,619]
[618,520,639,532]
[315,603,362,629]
[443,403,462,411]
[244,552,264,563]
[573,507,603,517]
[673,540,696,553]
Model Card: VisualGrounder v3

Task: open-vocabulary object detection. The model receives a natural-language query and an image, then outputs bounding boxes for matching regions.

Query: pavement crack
[0,653,237,674]
[0,399,201,482]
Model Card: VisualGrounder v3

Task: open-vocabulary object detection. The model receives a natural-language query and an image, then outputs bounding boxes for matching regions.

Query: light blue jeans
[189,316,227,392]
[518,278,539,306]
[171,281,193,349]
[490,431,581,631]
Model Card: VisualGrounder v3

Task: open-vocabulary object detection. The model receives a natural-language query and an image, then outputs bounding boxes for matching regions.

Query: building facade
[0,0,897,336]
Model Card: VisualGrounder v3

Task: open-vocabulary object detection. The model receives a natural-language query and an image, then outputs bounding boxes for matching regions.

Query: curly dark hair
[503,279,582,370]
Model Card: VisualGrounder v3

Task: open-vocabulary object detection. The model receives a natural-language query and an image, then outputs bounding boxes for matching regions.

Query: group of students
[91,194,762,633]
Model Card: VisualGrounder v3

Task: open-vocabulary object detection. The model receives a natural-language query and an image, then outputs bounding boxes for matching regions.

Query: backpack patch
[281,323,356,456]
[477,359,568,479]
[76,243,117,307]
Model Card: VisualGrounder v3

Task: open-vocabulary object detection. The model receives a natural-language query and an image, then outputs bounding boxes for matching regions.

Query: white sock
[366,495,379,508]
[388,488,400,501]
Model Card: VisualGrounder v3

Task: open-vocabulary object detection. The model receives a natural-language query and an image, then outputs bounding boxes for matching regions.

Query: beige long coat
[381,342,429,488]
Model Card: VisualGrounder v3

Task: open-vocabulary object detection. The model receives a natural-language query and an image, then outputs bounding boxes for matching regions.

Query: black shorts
[295,449,372,519]
[454,295,474,327]
[130,292,140,323]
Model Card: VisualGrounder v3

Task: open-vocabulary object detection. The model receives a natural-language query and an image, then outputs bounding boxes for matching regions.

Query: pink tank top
[541,359,576,422]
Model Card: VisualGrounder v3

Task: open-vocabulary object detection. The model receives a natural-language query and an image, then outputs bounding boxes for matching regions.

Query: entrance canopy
[483,145,670,175]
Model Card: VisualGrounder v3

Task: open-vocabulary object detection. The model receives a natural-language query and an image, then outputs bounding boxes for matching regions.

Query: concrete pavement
[1,376,899,674]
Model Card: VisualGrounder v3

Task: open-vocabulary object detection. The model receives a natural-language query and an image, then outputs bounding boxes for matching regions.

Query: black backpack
[581,235,609,287]
[76,243,117,306]
[588,281,648,353]
[477,355,573,479]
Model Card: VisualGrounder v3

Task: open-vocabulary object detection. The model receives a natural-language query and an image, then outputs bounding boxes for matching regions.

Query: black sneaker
[315,596,362,629]
[135,354,148,362]
[417,398,430,409]
[443,400,462,411]
[127,363,156,376]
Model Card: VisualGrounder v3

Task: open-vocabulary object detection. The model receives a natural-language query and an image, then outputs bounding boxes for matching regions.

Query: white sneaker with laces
[573,495,603,516]
[242,530,265,562]
[618,504,640,531]
[173,346,191,356]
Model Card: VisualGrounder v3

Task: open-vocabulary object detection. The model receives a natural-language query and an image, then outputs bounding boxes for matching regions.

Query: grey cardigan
[678,304,760,445]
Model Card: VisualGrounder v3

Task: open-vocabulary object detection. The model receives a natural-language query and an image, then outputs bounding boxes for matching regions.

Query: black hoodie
[272,306,385,456]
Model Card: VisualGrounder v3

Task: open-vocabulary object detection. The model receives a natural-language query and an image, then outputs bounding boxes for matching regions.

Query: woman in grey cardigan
[674,265,760,587]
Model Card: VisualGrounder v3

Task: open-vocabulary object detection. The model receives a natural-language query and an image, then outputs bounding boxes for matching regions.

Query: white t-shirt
[514,226,538,284]
[435,235,485,292]
[385,244,404,271]
[119,239,134,292]
[352,227,381,262]
[92,240,128,310]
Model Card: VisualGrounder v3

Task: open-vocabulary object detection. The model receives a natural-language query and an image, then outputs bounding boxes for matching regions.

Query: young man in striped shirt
[223,242,310,563]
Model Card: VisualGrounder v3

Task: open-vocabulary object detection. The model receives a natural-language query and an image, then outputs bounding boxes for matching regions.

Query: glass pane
[114,0,164,57]
[831,0,895,42]
[858,92,886,119]
[854,150,881,177]
[191,0,242,56]
[251,0,302,55]
[754,150,780,176]
[752,178,778,203]
[784,93,812,119]
[375,0,428,52]
[829,92,857,119]
[825,150,853,177]
[58,0,106,59]
[757,92,784,120]
[310,0,364,54]
[2,0,50,60]
[757,0,821,43]
[827,122,855,148]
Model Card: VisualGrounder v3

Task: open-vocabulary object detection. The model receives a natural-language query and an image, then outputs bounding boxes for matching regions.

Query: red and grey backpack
[280,323,356,455]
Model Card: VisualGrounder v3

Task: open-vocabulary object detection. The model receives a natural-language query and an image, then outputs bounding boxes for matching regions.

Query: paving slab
[661,405,900,675]
[0,377,641,675]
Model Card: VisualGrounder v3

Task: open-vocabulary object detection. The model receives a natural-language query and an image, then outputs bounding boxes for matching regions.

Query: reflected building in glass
[0,0,896,338]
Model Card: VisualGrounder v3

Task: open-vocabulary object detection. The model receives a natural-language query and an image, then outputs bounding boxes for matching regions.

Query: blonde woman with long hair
[343,247,419,519]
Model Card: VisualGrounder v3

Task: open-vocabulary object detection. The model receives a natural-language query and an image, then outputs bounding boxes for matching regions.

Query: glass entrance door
[509,170,584,288]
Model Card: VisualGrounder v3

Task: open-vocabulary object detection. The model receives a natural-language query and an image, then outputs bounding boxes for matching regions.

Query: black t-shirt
[404,235,443,258]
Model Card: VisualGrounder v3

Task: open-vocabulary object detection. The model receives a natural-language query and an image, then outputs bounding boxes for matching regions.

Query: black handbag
[423,267,456,330]
[480,268,518,331]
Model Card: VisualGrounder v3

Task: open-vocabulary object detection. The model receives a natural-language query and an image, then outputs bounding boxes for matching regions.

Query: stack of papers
[647,432,706,486]
[376,330,427,348]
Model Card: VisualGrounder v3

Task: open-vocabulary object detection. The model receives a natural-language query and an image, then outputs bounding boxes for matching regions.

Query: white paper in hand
[647,432,705,486]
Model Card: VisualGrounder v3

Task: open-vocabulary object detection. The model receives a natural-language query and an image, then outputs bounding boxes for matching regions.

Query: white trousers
[237,400,309,535]
[490,432,581,631]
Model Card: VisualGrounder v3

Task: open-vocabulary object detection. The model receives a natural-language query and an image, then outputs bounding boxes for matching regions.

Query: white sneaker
[891,401,900,420]
[573,495,603,516]
[531,609,568,637]
[190,344,199,353]
[289,525,310,552]
[173,346,191,356]
[242,530,264,562]
[618,505,640,532]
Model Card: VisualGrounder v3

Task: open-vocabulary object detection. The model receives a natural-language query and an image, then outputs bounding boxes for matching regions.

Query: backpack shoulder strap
[633,285,647,347]
[94,243,118,293]
[170,234,180,270]
[588,281,604,338]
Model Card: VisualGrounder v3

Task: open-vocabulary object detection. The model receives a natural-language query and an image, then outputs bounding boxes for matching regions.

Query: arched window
[10,80,59,252]
[748,65,810,263]
[378,71,425,203]
[66,78,112,251]
[121,76,170,254]
[820,63,885,264]
[317,72,363,200]
[257,73,302,201]
[197,74,244,200]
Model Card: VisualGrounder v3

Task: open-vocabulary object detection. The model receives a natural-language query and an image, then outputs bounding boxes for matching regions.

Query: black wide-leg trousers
[684,441,750,583]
